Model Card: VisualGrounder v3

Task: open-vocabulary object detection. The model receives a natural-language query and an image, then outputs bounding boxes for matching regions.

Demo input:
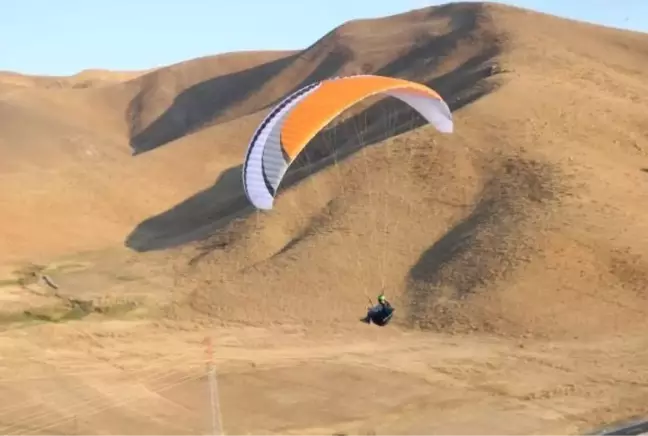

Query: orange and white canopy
[242,74,454,210]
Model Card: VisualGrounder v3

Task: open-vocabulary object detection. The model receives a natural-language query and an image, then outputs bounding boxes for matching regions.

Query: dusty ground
[1,1,648,434]
[1,315,648,435]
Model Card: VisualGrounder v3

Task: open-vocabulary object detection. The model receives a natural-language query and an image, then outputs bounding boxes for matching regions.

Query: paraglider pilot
[360,294,394,326]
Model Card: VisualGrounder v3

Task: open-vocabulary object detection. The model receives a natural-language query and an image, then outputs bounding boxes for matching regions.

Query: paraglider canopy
[241,74,453,211]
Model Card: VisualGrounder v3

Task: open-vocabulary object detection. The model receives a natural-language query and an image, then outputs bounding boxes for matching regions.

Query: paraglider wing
[242,74,453,210]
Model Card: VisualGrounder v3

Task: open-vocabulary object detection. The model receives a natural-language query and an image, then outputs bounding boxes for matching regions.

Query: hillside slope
[1,2,648,341]
[169,2,648,339]
[0,49,293,262]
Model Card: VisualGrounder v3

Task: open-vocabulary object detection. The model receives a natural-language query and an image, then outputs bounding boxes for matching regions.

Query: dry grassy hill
[1,2,648,341]
[166,2,648,340]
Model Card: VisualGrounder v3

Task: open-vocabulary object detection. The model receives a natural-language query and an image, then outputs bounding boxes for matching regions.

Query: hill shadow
[125,166,252,251]
[405,198,496,327]
[379,2,489,79]
[641,168,648,173]
[403,157,559,330]
[128,53,299,155]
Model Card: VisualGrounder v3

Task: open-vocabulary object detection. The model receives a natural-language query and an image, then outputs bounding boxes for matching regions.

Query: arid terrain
[1,1,648,434]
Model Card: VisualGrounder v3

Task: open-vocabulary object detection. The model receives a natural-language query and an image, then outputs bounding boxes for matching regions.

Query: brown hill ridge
[0,68,151,89]
[1,2,648,341]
